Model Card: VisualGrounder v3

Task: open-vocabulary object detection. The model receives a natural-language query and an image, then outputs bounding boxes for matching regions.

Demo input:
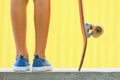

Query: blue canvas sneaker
[13,55,30,72]
[32,55,52,72]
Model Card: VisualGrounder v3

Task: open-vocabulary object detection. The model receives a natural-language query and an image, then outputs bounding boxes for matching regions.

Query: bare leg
[11,0,29,59]
[34,0,50,59]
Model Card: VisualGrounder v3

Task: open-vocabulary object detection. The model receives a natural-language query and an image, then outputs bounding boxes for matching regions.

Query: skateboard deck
[78,0,87,71]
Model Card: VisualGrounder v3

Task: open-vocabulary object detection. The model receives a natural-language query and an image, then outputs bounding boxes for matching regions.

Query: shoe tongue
[20,55,24,59]
[35,55,39,59]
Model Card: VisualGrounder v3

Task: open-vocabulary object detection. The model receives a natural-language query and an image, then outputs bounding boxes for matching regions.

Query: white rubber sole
[13,66,30,72]
[44,66,53,71]
[32,66,52,72]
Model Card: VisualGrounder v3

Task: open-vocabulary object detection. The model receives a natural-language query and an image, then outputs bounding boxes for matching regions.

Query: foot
[13,55,30,72]
[32,55,52,72]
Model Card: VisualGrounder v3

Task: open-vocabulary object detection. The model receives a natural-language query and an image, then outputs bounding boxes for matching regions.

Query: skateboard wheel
[92,25,104,38]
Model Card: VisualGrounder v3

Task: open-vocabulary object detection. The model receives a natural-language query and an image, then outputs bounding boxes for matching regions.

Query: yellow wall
[0,0,120,68]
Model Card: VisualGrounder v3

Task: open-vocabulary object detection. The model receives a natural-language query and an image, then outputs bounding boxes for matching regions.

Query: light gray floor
[0,68,120,80]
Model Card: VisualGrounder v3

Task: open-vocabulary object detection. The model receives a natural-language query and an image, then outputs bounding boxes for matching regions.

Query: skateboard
[78,0,103,71]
